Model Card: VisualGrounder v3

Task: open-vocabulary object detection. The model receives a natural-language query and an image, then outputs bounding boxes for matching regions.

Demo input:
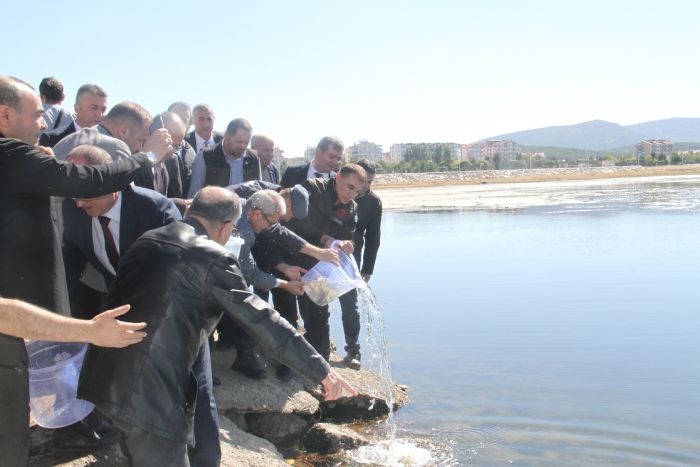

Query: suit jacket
[184,130,223,153]
[261,162,281,184]
[62,185,181,313]
[78,219,330,442]
[0,136,153,375]
[353,190,382,275]
[280,163,310,188]
[52,125,130,162]
[39,121,77,148]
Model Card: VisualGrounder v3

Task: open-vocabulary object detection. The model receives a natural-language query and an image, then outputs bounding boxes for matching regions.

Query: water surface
[331,177,700,465]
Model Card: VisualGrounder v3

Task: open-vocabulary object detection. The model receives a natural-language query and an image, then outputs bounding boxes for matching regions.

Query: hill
[478,118,700,151]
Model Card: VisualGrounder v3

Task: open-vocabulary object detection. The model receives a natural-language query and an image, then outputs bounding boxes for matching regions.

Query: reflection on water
[330,176,700,465]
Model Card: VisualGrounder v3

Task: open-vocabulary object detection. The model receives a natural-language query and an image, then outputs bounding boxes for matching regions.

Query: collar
[102,192,122,222]
[183,217,209,236]
[195,131,214,148]
[73,121,83,132]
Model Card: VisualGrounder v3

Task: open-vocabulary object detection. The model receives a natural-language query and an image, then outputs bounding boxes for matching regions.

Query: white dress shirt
[307,162,330,179]
[91,194,122,275]
[194,132,216,154]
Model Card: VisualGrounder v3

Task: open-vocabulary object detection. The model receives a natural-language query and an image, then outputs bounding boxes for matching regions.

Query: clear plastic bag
[302,241,363,306]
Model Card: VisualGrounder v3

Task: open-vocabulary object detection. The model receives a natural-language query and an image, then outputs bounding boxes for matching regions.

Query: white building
[347,140,384,161]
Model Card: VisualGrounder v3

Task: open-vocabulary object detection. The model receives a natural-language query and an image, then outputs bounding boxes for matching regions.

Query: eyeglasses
[258,209,277,229]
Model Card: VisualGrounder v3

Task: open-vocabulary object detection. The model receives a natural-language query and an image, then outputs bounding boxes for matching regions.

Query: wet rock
[219,415,288,467]
[318,362,409,423]
[302,423,368,454]
[212,348,320,417]
[245,412,314,456]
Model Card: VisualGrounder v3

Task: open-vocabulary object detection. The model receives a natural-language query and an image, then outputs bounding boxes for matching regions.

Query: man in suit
[187,118,261,197]
[62,145,182,319]
[185,103,223,153]
[78,186,356,467]
[280,136,344,188]
[252,134,280,184]
[0,75,170,465]
[149,111,188,198]
[39,83,107,147]
[168,101,192,132]
[337,159,382,369]
[39,77,74,134]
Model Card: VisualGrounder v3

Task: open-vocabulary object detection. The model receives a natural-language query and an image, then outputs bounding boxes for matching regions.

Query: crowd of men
[0,75,383,467]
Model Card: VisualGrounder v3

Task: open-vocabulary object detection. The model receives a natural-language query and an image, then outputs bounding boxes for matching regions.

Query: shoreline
[372,167,700,211]
[372,164,700,189]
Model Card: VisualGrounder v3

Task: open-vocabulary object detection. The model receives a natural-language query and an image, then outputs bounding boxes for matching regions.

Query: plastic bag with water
[302,241,364,306]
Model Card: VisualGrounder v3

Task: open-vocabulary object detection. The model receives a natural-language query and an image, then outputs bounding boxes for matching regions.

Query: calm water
[330,177,700,466]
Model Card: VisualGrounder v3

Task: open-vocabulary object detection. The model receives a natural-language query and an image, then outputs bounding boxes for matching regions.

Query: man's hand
[361,273,371,283]
[88,305,147,348]
[280,280,306,296]
[36,145,54,156]
[143,128,173,162]
[321,369,358,401]
[279,263,307,281]
[315,248,340,265]
[336,240,354,255]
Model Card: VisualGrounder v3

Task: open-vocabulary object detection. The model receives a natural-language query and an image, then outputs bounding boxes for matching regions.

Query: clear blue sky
[7,0,700,156]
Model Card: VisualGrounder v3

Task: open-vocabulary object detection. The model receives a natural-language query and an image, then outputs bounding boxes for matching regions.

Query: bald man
[149,111,189,198]
[251,134,280,184]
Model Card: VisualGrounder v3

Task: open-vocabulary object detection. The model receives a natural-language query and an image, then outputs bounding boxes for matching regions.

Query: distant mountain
[477,118,700,151]
[626,118,700,142]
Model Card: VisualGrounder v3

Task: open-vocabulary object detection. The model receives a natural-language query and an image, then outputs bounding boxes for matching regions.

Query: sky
[6,0,700,157]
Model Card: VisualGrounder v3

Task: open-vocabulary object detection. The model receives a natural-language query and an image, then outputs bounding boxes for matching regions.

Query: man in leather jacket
[78,186,356,466]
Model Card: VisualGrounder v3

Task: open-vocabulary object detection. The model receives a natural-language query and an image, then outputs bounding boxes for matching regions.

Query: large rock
[219,415,288,467]
[302,423,368,454]
[212,348,320,417]
[319,361,409,423]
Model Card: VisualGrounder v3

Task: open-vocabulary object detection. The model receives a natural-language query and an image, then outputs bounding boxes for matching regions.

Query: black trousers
[338,288,361,356]
[0,354,29,467]
[298,294,331,360]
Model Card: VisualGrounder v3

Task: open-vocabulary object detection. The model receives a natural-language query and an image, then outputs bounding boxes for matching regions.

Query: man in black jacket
[78,186,356,467]
[39,83,108,147]
[0,75,171,466]
[280,136,343,188]
[284,164,367,361]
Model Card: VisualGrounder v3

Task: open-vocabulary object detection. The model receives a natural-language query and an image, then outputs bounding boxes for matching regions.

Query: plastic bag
[302,241,363,306]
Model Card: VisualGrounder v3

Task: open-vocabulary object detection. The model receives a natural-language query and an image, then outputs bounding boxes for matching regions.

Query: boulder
[318,362,409,423]
[302,423,368,454]
[219,415,289,467]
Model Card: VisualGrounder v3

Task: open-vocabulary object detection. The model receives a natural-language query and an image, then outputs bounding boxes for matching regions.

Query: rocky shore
[373,164,700,189]
[28,349,408,466]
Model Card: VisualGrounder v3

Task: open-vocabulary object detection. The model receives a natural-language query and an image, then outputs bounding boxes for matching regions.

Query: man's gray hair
[246,190,285,217]
[76,83,107,100]
[105,102,152,129]
[188,186,241,225]
[0,76,34,110]
[167,101,192,126]
[193,103,214,115]
[317,136,344,153]
[66,144,113,166]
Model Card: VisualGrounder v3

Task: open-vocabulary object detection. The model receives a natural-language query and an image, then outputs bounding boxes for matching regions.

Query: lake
[330,176,700,465]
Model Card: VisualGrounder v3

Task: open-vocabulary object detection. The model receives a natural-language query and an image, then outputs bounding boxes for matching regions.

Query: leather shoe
[343,353,361,370]
[231,349,266,380]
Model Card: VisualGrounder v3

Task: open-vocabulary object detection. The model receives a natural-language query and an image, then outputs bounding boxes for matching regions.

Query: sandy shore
[372,164,700,189]
[373,167,700,211]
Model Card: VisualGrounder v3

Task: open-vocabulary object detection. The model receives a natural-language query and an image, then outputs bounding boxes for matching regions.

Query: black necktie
[98,216,119,271]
